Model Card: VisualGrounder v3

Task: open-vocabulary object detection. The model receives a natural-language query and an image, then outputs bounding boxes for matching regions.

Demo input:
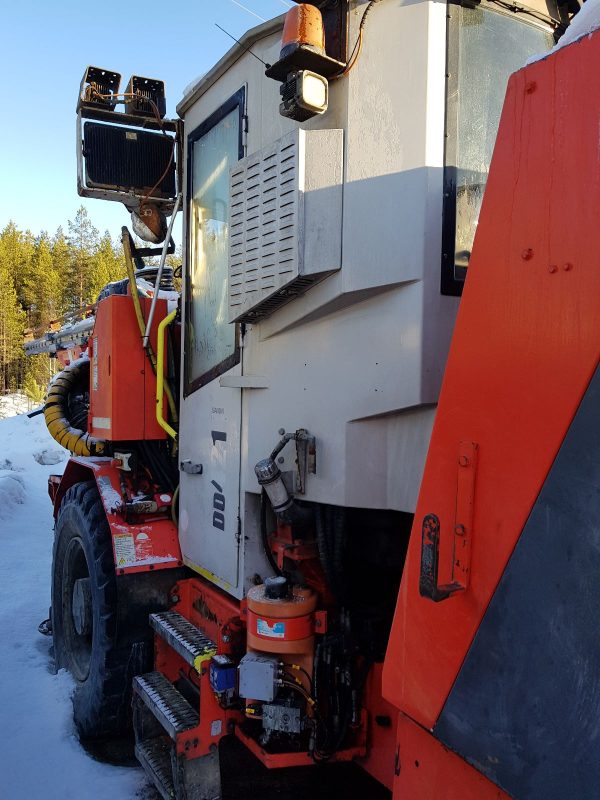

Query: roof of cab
[177,14,285,116]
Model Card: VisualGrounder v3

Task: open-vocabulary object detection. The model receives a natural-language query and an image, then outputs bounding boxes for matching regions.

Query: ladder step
[135,737,175,800]
[133,672,199,739]
[150,610,217,672]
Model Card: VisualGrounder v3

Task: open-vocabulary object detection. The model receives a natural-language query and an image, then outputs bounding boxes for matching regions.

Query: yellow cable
[156,309,178,440]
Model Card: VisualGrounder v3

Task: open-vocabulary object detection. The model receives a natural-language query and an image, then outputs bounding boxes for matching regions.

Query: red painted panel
[383,34,600,729]
[394,714,509,800]
[55,457,182,574]
[88,294,167,441]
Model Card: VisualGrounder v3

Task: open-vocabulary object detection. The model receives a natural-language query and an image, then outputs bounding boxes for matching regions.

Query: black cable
[260,488,283,576]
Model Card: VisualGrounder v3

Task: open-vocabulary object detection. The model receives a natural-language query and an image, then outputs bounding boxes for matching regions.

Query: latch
[180,460,203,475]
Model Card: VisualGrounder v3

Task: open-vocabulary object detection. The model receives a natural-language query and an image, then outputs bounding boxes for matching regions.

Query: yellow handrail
[156,309,178,440]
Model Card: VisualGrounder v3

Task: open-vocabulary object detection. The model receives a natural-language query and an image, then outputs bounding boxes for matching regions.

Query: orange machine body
[88,294,168,442]
[383,29,600,798]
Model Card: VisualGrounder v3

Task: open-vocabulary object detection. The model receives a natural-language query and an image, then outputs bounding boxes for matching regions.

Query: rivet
[521,248,534,261]
[458,455,470,467]
[455,524,466,536]
[548,264,558,274]
[563,262,573,271]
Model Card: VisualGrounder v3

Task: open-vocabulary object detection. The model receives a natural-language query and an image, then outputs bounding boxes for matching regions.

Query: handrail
[156,308,178,440]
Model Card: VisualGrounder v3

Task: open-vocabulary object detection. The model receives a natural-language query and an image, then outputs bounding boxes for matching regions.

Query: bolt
[563,262,573,271]
[548,264,558,274]
[278,428,285,436]
[521,248,534,261]
[455,524,466,536]
[169,594,180,605]
[222,634,231,643]
[278,456,284,464]
[458,455,470,467]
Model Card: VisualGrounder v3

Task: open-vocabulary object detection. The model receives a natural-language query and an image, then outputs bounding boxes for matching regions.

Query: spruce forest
[0,206,126,402]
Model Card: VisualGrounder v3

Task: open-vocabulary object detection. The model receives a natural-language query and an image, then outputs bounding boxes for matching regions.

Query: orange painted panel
[383,33,600,729]
[394,714,509,800]
[89,295,167,441]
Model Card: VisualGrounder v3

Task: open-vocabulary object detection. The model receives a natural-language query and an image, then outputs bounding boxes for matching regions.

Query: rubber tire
[52,480,144,739]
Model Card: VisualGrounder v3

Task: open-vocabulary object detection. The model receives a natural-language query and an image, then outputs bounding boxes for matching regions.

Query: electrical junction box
[238,653,278,702]
[228,127,343,324]
[209,655,237,694]
[88,294,168,441]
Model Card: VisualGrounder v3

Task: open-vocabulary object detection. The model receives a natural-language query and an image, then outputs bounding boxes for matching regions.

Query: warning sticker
[113,533,136,567]
[257,619,285,639]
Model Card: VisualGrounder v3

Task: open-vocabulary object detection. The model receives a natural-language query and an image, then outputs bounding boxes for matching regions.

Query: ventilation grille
[228,129,343,323]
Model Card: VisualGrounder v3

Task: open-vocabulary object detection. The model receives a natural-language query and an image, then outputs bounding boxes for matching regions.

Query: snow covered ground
[0,393,30,419]
[0,410,149,799]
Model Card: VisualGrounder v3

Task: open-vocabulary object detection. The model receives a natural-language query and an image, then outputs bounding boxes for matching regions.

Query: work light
[280,70,329,121]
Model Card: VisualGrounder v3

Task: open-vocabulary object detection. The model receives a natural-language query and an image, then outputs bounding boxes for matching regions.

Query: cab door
[178,89,245,596]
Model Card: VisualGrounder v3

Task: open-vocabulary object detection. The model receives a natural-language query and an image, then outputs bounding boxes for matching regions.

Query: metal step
[133,672,199,739]
[150,610,217,672]
[135,737,175,800]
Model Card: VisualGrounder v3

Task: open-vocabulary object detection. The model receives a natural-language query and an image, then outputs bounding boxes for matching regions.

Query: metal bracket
[180,460,203,475]
[419,441,478,602]
[295,429,316,494]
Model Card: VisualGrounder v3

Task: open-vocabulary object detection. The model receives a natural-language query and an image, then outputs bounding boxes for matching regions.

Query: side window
[185,89,245,394]
[441,5,553,296]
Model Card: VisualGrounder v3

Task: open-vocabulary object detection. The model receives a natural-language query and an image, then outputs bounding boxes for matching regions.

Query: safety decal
[257,619,285,639]
[113,533,136,567]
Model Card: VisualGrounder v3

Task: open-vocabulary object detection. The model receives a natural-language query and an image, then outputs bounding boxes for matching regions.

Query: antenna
[215,23,271,69]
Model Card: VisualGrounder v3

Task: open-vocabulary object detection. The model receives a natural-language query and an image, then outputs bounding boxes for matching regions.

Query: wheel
[52,480,144,738]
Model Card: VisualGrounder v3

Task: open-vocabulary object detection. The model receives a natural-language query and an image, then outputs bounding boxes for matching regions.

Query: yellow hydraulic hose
[44,359,106,456]
[156,309,178,440]
[122,230,179,427]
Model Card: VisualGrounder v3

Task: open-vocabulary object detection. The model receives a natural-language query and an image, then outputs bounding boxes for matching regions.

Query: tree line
[0,206,127,400]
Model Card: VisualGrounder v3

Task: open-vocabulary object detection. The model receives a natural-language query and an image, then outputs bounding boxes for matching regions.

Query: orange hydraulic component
[88,294,169,441]
[383,20,600,764]
[246,583,316,655]
[280,4,325,60]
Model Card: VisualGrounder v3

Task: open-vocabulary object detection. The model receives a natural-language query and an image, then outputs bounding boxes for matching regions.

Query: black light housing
[79,66,121,111]
[124,75,167,119]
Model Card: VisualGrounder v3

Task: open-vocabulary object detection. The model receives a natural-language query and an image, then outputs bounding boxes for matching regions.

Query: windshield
[442,5,554,294]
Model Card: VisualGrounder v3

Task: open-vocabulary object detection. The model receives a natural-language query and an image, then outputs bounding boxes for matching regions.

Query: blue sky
[0,0,289,238]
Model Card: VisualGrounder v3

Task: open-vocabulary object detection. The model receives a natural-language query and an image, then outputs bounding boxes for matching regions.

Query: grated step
[150,610,216,672]
[135,737,175,800]
[133,672,199,739]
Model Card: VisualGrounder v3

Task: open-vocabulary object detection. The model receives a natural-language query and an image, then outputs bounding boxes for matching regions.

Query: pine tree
[0,260,26,394]
[90,231,126,300]
[66,206,99,310]
[25,233,62,330]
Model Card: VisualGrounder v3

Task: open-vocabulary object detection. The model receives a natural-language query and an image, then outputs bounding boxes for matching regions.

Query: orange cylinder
[246,584,316,655]
[280,4,325,60]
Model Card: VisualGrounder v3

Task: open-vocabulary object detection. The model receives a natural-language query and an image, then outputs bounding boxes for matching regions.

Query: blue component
[210,655,237,694]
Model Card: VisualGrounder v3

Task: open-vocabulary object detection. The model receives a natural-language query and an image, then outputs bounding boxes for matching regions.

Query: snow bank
[528,0,600,63]
[0,472,25,518]
[0,392,30,419]
[0,413,150,799]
